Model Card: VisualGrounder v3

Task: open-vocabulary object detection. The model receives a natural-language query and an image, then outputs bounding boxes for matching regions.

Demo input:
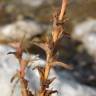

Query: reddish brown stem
[44,62,51,80]
[20,79,28,96]
[59,0,67,21]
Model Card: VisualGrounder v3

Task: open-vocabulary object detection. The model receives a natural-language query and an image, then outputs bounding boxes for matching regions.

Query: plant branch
[59,0,67,21]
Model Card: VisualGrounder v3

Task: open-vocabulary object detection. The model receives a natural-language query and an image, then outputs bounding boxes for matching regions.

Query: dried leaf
[33,43,48,53]
[51,61,73,69]
[10,73,18,83]
[11,79,19,96]
[46,90,58,96]
[47,77,56,85]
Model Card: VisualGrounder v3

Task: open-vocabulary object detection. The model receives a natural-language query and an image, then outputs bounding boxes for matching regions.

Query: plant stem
[20,78,28,96]
[59,0,67,21]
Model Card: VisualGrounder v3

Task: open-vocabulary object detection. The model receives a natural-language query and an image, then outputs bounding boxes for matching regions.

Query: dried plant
[8,40,34,96]
[8,0,71,96]
[32,0,71,96]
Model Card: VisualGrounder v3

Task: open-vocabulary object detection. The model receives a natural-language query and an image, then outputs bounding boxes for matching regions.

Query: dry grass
[8,0,72,96]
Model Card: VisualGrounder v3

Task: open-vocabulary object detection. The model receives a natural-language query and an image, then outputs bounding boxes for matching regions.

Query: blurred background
[0,0,96,96]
